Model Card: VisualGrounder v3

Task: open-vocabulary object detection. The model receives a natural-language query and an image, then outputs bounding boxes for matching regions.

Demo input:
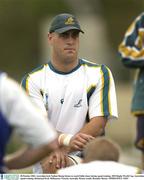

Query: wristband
[58,133,73,146]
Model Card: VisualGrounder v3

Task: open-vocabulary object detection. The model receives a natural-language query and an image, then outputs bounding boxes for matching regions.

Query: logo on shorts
[74,99,82,107]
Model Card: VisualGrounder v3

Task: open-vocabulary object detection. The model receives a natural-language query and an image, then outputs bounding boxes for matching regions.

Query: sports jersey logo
[74,99,82,107]
[60,98,64,104]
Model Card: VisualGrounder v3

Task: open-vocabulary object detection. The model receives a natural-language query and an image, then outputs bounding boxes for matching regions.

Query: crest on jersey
[74,99,82,107]
[65,17,75,25]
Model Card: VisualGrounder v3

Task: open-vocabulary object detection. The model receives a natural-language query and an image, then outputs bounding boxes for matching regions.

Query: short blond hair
[83,137,120,163]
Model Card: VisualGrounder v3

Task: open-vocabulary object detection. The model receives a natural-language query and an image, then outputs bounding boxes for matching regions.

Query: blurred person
[0,72,59,173]
[119,12,144,169]
[58,137,142,175]
[21,13,118,173]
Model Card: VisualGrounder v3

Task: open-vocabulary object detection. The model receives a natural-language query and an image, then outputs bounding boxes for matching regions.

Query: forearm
[57,117,107,153]
[5,139,59,169]
[4,146,32,169]
[79,116,107,137]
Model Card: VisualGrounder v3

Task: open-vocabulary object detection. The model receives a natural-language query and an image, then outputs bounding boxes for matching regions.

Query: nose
[67,35,75,44]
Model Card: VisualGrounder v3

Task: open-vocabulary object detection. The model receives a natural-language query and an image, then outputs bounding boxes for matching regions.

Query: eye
[72,32,79,38]
[59,31,79,39]
[59,32,69,38]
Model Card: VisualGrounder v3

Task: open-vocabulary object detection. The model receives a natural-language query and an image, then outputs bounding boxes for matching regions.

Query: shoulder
[80,59,111,74]
[0,74,25,107]
[136,12,144,21]
[24,64,47,78]
[80,58,100,68]
[130,13,144,29]
[21,64,47,86]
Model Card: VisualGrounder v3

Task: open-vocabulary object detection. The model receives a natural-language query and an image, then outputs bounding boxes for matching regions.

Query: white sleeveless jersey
[22,59,118,135]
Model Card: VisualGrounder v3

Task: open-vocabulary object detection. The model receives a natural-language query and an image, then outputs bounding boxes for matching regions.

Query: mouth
[64,47,75,51]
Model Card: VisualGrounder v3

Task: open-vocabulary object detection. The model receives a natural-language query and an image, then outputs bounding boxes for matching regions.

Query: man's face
[48,30,80,62]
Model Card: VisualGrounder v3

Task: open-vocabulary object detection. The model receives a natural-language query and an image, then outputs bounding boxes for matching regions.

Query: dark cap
[49,13,84,34]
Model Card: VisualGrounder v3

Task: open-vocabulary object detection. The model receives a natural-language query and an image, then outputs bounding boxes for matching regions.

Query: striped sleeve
[21,74,30,94]
[21,72,47,116]
[118,13,144,68]
[89,65,118,120]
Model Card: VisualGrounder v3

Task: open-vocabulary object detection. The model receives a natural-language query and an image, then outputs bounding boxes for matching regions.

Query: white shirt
[0,73,57,147]
[58,161,141,175]
[22,59,118,135]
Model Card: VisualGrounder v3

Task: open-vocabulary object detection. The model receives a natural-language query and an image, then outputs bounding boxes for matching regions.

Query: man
[0,72,59,173]
[118,12,144,169]
[21,13,118,173]
[58,137,142,175]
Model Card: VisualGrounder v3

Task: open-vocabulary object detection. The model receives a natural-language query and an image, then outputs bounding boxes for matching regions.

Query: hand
[41,147,69,173]
[69,133,95,151]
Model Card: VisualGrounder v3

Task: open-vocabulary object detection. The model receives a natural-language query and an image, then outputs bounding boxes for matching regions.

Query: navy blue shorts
[135,115,144,151]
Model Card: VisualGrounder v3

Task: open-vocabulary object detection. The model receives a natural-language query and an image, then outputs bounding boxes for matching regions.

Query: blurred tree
[0,0,71,81]
[0,0,71,154]
[100,0,143,82]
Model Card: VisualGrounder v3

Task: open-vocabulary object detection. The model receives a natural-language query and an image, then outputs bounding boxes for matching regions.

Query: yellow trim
[29,64,47,76]
[119,43,144,59]
[25,64,47,94]
[136,30,144,49]
[26,75,30,95]
[125,14,141,37]
[107,69,112,115]
[125,21,135,36]
[132,111,144,116]
[87,84,96,93]
[100,68,104,115]
[81,64,100,69]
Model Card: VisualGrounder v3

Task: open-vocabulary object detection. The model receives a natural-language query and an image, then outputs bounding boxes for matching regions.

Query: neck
[51,57,79,73]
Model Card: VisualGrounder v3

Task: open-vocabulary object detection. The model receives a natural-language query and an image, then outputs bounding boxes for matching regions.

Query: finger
[54,151,67,169]
[73,135,90,145]
[59,153,67,168]
[54,152,61,169]
[73,144,82,151]
[49,158,57,173]
[48,153,56,164]
[74,140,87,149]
[78,133,94,141]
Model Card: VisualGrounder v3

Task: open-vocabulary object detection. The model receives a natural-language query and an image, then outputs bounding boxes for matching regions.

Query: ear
[48,33,53,44]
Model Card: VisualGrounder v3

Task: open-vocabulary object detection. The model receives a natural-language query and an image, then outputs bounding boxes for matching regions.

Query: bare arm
[79,116,107,136]
[69,116,107,151]
[4,139,59,170]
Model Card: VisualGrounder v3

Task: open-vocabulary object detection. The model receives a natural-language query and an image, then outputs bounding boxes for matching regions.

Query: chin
[64,57,75,63]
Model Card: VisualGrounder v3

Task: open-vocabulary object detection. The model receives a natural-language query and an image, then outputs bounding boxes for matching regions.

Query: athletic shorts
[135,115,144,151]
